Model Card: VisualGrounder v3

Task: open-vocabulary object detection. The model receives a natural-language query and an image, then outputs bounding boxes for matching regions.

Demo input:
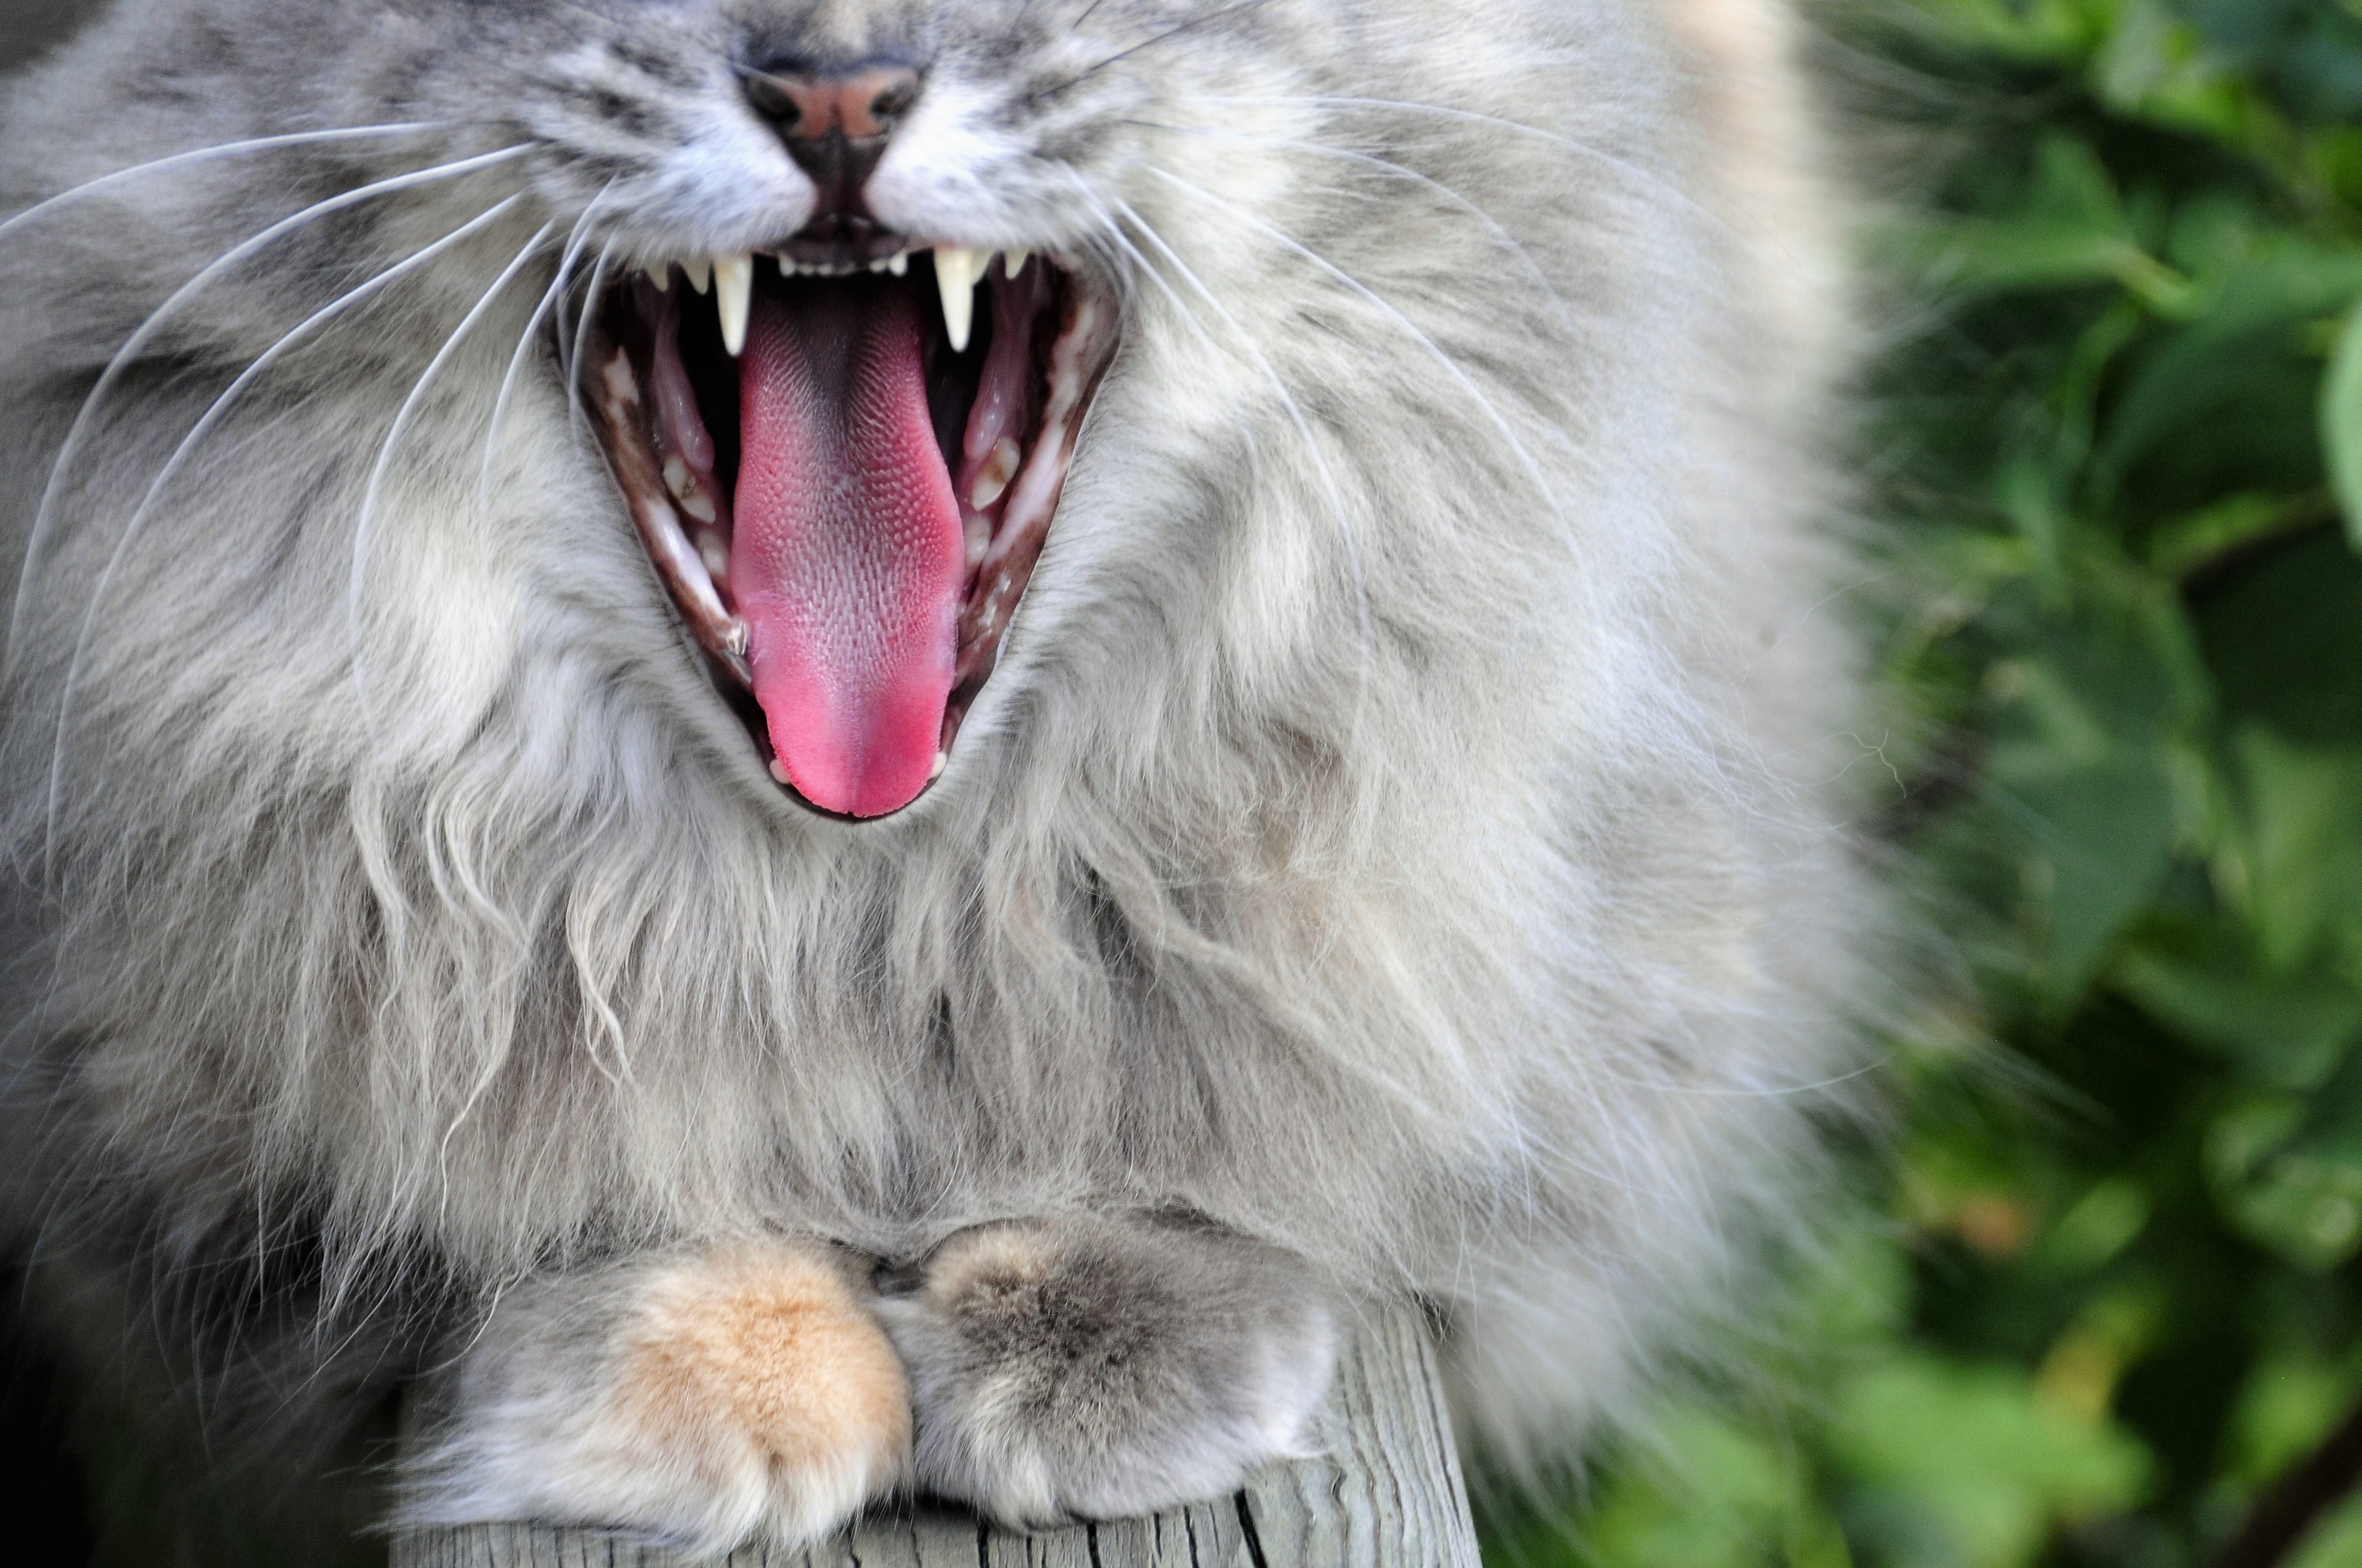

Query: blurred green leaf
[2101,250,2362,478]
[1831,1356,2152,1568]
[2114,935,2362,1086]
[2323,302,2362,549]
[1981,581,2209,993]
[2230,727,2362,971]
[1507,6,2362,1566]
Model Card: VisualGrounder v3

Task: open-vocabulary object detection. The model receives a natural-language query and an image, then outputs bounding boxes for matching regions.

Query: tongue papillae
[732,283,965,818]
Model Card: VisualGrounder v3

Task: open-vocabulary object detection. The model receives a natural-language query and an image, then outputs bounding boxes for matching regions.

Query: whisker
[564,242,618,442]
[0,123,445,247]
[38,195,533,867]
[1067,186,1223,367]
[1107,195,1377,794]
[1180,93,1754,254]
[480,183,617,508]
[1123,119,1580,339]
[1028,0,1278,102]
[4,142,540,676]
[1143,163,1570,546]
[345,220,562,734]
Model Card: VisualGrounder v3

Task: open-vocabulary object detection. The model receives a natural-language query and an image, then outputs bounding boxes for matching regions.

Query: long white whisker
[1073,200,1277,580]
[0,124,444,247]
[1144,164,1568,544]
[1085,211,1278,494]
[565,243,618,441]
[1132,119,1580,339]
[1181,93,1754,254]
[1066,186,1223,370]
[5,142,539,673]
[1108,195,1377,777]
[38,195,532,868]
[345,220,561,733]
[479,183,614,507]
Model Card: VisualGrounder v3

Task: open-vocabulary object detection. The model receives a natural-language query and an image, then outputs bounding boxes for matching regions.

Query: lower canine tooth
[714,254,753,356]
[935,246,982,352]
[970,438,1021,510]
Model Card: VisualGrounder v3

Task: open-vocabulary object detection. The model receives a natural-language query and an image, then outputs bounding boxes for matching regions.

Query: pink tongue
[732,283,964,818]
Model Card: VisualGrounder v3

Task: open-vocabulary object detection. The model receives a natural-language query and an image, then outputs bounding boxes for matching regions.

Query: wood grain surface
[393,1303,1478,1568]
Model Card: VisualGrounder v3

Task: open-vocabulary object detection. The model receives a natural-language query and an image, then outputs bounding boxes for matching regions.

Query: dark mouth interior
[578,248,1116,819]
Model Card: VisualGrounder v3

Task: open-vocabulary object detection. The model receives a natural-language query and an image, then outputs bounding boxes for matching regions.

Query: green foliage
[1483,3,2362,1565]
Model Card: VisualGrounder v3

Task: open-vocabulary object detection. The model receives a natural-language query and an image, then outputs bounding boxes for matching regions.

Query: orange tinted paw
[405,1244,910,1551]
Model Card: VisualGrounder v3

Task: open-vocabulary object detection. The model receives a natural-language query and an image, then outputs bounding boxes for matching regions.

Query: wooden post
[393,1303,1480,1568]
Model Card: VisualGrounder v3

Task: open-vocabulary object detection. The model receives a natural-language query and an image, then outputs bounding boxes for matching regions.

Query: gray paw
[874,1217,1338,1527]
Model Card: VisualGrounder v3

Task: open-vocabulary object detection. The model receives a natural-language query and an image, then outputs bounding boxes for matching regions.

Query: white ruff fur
[0,0,1874,1547]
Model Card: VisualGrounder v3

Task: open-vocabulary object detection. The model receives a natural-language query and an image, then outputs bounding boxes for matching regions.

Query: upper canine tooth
[684,259,712,295]
[714,254,753,356]
[935,246,982,352]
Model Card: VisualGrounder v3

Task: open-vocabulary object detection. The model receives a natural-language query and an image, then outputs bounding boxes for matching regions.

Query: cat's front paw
[875,1217,1338,1528]
[404,1244,910,1551]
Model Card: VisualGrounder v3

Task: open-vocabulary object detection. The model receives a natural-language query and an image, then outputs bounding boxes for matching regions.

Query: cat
[0,0,1870,1556]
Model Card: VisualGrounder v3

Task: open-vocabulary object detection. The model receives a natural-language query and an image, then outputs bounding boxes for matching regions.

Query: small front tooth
[929,752,948,783]
[663,456,692,500]
[649,263,673,293]
[935,246,982,352]
[714,254,753,356]
[1005,248,1029,278]
[685,259,712,295]
[888,251,909,276]
[969,436,1021,511]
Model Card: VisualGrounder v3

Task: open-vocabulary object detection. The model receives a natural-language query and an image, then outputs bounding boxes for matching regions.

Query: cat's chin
[579,246,1119,821]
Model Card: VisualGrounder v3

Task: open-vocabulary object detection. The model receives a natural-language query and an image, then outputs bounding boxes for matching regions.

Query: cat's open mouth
[578,247,1118,819]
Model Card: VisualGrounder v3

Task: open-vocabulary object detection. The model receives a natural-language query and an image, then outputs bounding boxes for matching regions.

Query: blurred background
[7,0,2362,1565]
[1487,2,2362,1566]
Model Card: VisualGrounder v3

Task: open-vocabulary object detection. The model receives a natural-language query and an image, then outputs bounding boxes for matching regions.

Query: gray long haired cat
[0,0,1869,1555]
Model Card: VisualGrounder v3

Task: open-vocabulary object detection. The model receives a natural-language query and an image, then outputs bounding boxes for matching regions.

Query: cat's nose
[744,63,922,236]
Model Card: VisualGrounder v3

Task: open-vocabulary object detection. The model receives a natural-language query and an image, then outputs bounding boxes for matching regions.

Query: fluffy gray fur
[875,1216,1339,1524]
[0,0,1870,1551]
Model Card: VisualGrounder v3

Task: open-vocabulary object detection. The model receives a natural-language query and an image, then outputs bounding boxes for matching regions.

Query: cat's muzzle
[579,248,1117,819]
